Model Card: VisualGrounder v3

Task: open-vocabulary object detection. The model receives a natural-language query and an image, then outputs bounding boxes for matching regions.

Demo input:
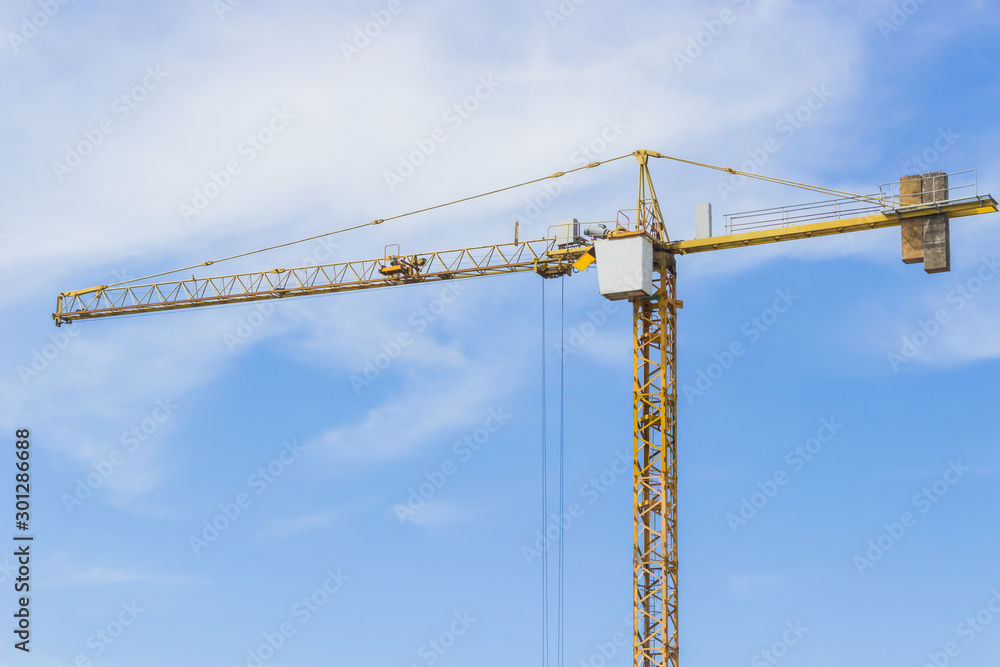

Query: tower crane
[53,150,998,667]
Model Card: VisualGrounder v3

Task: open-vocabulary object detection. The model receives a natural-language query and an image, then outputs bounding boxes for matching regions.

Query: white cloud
[0,0,883,297]
[315,358,517,461]
[1,0,995,516]
[256,510,339,540]
[728,572,790,599]
[396,499,482,528]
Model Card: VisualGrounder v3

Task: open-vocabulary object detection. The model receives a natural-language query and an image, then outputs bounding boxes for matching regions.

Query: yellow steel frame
[636,151,669,243]
[53,238,587,325]
[633,257,679,667]
[50,156,998,667]
[670,196,997,255]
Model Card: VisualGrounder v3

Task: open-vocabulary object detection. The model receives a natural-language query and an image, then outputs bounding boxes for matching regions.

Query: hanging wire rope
[557,275,566,667]
[541,279,550,667]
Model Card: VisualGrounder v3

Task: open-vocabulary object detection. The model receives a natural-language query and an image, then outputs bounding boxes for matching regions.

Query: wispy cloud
[395,499,494,529]
[256,510,339,540]
[729,572,790,599]
[315,360,516,461]
[41,564,211,590]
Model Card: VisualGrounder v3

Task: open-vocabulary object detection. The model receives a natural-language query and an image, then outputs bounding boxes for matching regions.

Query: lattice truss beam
[55,238,585,324]
[633,261,679,667]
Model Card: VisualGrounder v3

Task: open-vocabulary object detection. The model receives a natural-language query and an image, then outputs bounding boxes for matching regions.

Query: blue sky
[1,1,999,666]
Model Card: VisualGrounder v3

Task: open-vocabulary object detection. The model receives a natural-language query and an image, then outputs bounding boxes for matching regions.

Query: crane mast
[633,256,679,667]
[52,152,997,667]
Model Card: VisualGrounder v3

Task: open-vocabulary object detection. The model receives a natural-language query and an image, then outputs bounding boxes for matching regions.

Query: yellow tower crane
[53,150,998,667]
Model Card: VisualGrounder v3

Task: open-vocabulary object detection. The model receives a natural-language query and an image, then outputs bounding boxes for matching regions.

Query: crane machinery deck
[53,150,998,667]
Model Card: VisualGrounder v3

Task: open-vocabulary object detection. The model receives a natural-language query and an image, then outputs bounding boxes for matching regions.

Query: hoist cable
[541,279,550,667]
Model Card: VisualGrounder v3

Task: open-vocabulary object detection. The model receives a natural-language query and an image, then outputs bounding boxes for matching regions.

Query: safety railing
[723,170,980,235]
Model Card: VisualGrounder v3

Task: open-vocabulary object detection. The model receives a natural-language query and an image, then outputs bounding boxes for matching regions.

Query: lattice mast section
[632,261,679,667]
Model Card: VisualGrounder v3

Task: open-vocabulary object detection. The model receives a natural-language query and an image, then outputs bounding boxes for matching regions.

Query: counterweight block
[899,172,951,273]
